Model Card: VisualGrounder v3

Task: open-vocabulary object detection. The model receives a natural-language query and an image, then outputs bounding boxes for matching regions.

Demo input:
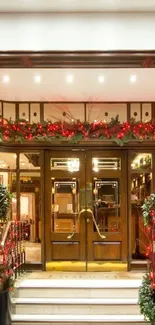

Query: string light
[0,118,155,144]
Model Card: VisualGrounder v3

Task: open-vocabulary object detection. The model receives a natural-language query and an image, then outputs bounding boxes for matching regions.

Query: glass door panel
[93,179,120,233]
[51,178,79,233]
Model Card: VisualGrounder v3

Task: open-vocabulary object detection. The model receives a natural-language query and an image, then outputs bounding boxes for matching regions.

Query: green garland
[1,116,155,145]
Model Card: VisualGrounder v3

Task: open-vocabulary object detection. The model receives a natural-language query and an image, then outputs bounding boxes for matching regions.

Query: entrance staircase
[11,272,150,325]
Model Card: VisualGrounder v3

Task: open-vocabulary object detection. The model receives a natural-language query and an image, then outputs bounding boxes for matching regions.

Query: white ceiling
[0,0,155,13]
[0,68,155,102]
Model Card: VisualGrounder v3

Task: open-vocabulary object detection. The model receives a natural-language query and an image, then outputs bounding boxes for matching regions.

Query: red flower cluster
[1,117,155,145]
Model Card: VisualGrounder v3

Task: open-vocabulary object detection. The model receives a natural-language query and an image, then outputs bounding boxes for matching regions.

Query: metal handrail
[87,208,106,239]
[0,219,26,287]
[0,220,27,248]
[0,220,12,247]
[67,208,106,239]
[67,209,86,239]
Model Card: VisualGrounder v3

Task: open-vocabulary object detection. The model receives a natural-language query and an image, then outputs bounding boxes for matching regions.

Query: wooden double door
[45,150,127,271]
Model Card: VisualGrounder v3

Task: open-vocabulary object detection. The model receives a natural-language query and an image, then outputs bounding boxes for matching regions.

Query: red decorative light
[1,117,155,145]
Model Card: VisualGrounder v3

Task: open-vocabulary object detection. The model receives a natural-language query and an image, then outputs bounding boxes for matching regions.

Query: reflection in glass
[93,179,120,232]
[11,173,17,220]
[20,153,40,169]
[51,179,79,233]
[51,158,80,172]
[131,153,152,260]
[131,153,152,170]
[92,158,121,172]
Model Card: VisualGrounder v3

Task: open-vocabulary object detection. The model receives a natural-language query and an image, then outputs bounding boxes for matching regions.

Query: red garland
[1,117,155,145]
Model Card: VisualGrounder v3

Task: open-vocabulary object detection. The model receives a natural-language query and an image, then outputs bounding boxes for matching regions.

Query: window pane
[20,172,41,263]
[0,152,17,170]
[0,153,17,221]
[51,178,79,233]
[12,173,17,220]
[20,153,40,169]
[93,179,120,233]
[131,153,152,170]
[51,158,80,172]
[92,158,121,172]
[131,153,152,260]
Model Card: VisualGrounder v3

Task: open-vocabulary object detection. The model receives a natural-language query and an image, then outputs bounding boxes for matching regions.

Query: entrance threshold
[46,261,127,272]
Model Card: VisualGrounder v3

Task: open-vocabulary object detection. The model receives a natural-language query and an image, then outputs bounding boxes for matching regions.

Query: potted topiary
[139,193,155,324]
[0,183,13,325]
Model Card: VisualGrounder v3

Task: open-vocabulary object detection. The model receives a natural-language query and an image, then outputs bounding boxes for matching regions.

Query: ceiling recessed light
[130,74,137,83]
[2,75,10,83]
[66,75,73,83]
[98,76,104,83]
[34,75,41,83]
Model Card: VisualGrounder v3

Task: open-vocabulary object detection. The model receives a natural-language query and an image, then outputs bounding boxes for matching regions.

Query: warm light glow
[34,75,41,83]
[66,74,73,83]
[130,74,137,83]
[13,154,17,159]
[93,158,98,166]
[72,188,76,194]
[93,167,99,172]
[2,75,10,83]
[67,159,79,172]
[92,158,99,172]
[98,76,104,83]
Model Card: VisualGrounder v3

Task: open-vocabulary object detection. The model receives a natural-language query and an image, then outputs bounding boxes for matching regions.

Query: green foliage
[0,183,12,220]
[139,274,155,321]
[142,193,155,226]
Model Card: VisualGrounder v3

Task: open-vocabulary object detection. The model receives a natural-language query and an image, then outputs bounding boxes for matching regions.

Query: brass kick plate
[46,261,127,272]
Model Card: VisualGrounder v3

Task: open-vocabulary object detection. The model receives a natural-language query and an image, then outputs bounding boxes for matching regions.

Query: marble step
[16,279,141,299]
[12,297,139,315]
[11,314,149,325]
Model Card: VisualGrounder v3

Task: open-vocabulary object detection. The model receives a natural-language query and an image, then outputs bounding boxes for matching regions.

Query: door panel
[86,151,127,267]
[45,150,127,271]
